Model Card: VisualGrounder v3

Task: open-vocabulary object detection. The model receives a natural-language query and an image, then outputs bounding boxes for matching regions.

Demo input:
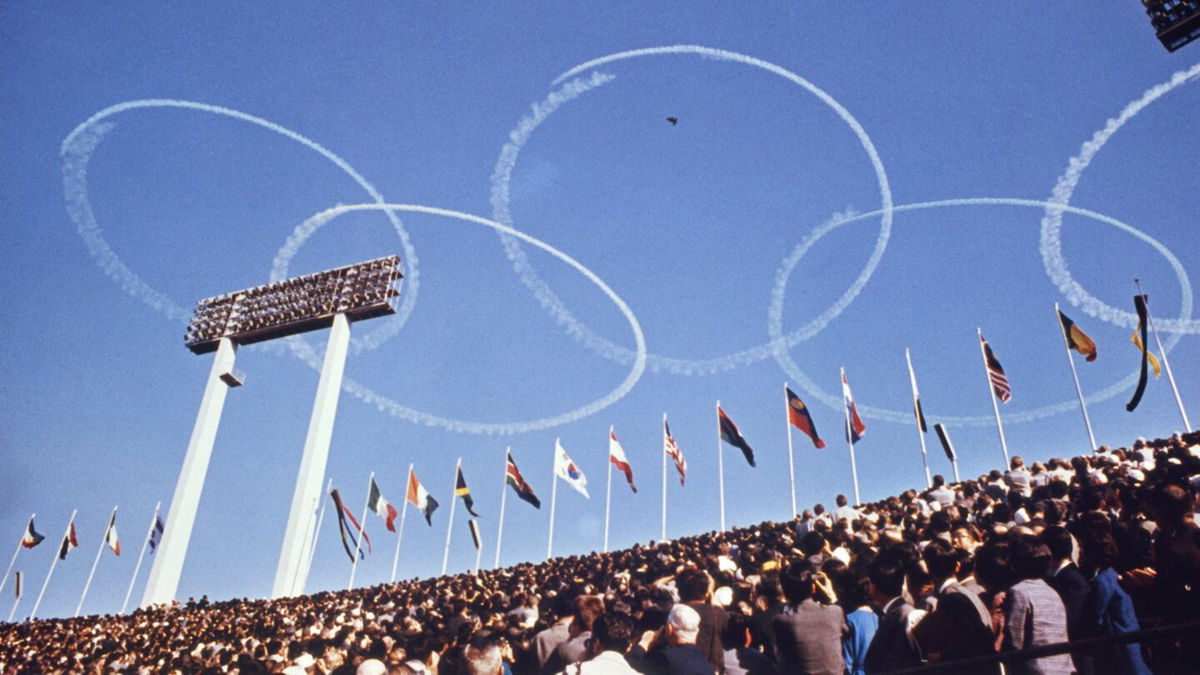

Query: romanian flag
[406,469,439,525]
[367,477,399,532]
[841,372,867,443]
[718,405,756,467]
[786,387,826,449]
[1058,310,1097,362]
[329,489,370,562]
[455,465,481,517]
[20,517,44,549]
[58,522,79,560]
[505,451,541,509]
[608,428,637,493]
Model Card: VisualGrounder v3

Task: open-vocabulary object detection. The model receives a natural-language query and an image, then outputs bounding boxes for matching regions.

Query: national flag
[1058,310,1097,362]
[608,429,637,493]
[13,572,22,600]
[1131,329,1161,378]
[406,469,439,526]
[505,452,541,509]
[455,465,482,517]
[329,489,371,562]
[20,517,44,549]
[1127,294,1154,412]
[467,519,482,551]
[554,439,590,498]
[148,516,164,553]
[934,423,957,462]
[786,387,826,449]
[104,512,120,556]
[717,406,756,467]
[663,416,687,486]
[841,372,867,443]
[980,335,1012,403]
[367,477,399,532]
[58,522,78,560]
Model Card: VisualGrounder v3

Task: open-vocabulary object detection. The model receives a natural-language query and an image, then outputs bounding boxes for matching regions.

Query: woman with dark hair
[832,566,876,675]
[1076,526,1151,675]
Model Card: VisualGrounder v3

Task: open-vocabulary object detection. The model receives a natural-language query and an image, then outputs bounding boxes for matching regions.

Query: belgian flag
[1058,310,1097,362]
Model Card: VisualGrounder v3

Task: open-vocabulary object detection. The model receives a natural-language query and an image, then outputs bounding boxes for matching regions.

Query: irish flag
[406,469,439,526]
[368,477,399,532]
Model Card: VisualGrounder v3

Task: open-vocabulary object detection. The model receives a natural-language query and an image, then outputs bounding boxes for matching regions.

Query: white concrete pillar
[142,337,238,607]
[273,314,351,597]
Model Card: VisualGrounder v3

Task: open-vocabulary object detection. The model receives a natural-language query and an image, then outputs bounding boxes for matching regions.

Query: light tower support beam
[273,313,351,598]
[142,337,238,607]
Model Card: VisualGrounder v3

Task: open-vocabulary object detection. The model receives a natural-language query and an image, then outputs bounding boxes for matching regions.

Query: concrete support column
[273,314,351,597]
[142,337,238,607]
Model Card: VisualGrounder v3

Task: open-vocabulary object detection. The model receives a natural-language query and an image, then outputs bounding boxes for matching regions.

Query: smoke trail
[769,197,1192,427]
[1040,62,1200,334]
[490,46,894,376]
[277,203,647,435]
[61,99,420,356]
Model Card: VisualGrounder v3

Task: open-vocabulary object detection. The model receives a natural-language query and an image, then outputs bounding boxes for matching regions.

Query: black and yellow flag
[1126,295,1152,412]
[455,466,481,517]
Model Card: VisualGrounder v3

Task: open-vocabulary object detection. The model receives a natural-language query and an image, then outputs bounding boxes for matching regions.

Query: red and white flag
[609,428,637,493]
[663,416,687,486]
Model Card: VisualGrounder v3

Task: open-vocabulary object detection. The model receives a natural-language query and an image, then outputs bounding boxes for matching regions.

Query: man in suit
[863,552,922,674]
[912,539,998,675]
[1043,526,1093,675]
[1002,536,1073,675]
[629,604,715,675]
[676,568,728,674]
[770,560,846,674]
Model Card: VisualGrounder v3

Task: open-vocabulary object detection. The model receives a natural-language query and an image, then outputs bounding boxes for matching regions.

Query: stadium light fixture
[144,256,403,608]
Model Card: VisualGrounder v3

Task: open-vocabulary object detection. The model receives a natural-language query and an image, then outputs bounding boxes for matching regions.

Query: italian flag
[367,477,399,532]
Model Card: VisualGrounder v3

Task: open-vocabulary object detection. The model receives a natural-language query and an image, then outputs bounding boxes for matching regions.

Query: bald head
[667,604,700,645]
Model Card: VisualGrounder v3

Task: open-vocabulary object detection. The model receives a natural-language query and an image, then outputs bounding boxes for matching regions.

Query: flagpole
[661,414,668,542]
[1054,303,1098,451]
[348,472,373,590]
[30,509,76,620]
[76,506,117,617]
[121,503,159,614]
[841,369,862,505]
[1136,281,1192,431]
[441,459,460,576]
[299,477,333,594]
[715,401,728,532]
[783,384,798,518]
[0,514,31,599]
[905,350,933,488]
[547,442,560,560]
[604,427,614,553]
[494,453,508,570]
[392,466,412,583]
[978,328,1011,468]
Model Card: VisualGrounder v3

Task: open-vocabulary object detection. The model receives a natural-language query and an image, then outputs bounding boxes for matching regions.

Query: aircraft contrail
[491,46,895,376]
[61,98,420,356]
[1041,61,1200,335]
[768,197,1192,427]
[276,203,647,435]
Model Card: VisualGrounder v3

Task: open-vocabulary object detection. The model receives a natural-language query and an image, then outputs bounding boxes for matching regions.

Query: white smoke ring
[1041,62,1200,334]
[276,203,647,435]
[490,47,894,375]
[61,99,420,355]
[770,197,1192,427]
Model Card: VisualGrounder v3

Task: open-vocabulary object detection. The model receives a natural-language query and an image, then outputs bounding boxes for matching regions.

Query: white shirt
[559,650,640,675]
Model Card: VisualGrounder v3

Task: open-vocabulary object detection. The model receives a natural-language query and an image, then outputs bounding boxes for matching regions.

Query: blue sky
[1,3,1196,619]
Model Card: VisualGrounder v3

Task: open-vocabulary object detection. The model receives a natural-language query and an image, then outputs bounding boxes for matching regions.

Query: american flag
[981,335,1012,403]
[663,416,687,486]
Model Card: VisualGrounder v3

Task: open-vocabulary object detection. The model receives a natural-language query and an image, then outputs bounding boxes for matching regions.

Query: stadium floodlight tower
[142,256,402,607]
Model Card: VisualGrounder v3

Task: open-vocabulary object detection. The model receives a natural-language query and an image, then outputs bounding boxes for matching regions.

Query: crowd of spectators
[2,430,1199,674]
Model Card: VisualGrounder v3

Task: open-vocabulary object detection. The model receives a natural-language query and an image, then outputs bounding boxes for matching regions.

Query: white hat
[294,653,316,668]
[357,659,387,675]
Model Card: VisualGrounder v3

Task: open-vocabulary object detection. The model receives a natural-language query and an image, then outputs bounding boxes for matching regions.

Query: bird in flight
[666,117,678,126]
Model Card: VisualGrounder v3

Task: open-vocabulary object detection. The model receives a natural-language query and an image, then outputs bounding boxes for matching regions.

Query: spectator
[1001,536,1072,675]
[769,560,844,674]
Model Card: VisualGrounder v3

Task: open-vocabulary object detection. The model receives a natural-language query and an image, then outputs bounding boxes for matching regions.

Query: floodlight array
[185,256,402,353]
[1144,0,1200,51]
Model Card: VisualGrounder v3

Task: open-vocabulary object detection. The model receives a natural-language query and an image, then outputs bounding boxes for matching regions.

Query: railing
[888,619,1200,674]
